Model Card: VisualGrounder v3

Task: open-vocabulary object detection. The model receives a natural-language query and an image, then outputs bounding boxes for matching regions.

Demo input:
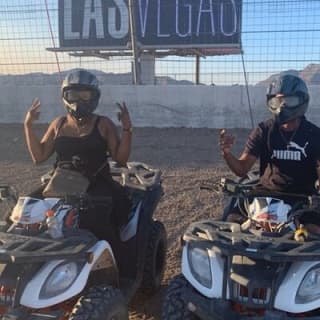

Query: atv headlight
[187,243,212,288]
[40,262,81,299]
[296,265,320,304]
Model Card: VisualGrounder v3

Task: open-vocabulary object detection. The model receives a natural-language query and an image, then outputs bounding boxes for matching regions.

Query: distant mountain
[300,64,320,84]
[257,64,320,85]
[0,69,195,86]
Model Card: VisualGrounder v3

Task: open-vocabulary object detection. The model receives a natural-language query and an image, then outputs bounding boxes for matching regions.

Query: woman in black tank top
[54,115,110,177]
[24,69,133,239]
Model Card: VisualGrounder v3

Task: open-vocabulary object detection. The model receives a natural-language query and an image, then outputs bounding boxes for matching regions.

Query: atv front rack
[0,231,96,263]
[110,161,161,191]
[183,220,320,262]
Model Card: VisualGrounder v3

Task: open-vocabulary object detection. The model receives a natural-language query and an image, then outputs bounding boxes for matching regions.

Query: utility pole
[128,0,141,84]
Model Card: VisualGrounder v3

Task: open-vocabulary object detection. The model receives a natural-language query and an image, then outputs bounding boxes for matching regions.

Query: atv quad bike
[0,161,167,320]
[162,174,320,320]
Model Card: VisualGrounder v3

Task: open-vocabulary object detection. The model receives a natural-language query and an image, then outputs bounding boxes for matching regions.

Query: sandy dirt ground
[0,124,250,319]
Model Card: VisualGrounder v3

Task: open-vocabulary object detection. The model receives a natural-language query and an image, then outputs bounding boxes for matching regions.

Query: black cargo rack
[109,161,161,191]
[183,220,320,262]
[0,231,96,263]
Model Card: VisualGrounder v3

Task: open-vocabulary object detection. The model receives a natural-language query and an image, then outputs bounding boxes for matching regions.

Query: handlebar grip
[294,227,309,242]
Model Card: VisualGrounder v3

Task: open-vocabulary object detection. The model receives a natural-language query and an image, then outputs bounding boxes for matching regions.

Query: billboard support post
[128,0,141,85]
[196,55,200,85]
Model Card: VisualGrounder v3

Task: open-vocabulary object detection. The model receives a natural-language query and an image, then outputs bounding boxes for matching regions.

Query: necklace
[77,122,87,130]
[279,127,299,150]
[74,119,91,136]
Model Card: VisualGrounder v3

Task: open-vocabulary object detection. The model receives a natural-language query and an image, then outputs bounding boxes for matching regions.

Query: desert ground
[0,124,250,319]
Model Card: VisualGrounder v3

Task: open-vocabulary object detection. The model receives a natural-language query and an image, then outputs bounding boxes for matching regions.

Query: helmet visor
[64,89,93,103]
[268,95,301,111]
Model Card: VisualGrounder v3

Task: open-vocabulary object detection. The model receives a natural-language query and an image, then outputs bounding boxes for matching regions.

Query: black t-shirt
[244,117,320,193]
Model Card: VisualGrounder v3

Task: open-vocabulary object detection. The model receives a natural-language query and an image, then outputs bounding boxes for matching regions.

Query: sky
[0,0,320,85]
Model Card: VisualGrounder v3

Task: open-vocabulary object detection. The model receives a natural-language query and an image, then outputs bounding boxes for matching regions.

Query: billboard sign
[59,0,242,51]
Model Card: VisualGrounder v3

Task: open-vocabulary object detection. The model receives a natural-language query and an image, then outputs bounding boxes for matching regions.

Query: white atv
[0,161,167,320]
[162,174,320,320]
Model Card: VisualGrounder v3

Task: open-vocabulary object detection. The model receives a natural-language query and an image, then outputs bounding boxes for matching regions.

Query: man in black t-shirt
[220,74,320,233]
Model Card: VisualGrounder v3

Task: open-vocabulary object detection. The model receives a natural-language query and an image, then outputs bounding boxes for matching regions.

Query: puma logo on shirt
[287,141,309,157]
[272,141,309,161]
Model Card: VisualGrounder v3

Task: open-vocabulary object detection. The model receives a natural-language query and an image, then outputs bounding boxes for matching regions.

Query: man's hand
[219,129,235,156]
[116,102,132,131]
[25,98,41,127]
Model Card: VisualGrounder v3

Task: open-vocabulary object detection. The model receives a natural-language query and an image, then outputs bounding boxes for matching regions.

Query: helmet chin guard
[65,101,95,120]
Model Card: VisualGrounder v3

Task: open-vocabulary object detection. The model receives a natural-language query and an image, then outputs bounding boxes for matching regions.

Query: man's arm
[223,151,257,177]
[220,129,257,177]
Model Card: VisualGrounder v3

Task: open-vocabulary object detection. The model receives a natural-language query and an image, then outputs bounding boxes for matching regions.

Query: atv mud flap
[183,290,320,320]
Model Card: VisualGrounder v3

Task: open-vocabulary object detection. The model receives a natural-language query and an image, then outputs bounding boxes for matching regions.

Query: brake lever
[308,195,320,210]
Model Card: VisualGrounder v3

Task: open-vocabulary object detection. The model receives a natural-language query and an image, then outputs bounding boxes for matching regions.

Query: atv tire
[162,275,199,320]
[140,220,167,295]
[69,286,128,320]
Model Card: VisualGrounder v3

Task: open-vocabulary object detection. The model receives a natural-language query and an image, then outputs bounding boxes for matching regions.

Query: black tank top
[54,116,110,177]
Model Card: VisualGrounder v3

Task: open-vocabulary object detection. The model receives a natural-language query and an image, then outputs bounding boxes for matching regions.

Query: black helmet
[266,74,309,124]
[61,69,101,119]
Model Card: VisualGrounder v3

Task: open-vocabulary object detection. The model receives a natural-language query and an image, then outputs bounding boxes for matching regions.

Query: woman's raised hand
[116,102,132,131]
[25,98,41,126]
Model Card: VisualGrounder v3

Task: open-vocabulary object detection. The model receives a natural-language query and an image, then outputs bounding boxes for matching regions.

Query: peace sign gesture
[116,102,132,131]
[25,98,41,126]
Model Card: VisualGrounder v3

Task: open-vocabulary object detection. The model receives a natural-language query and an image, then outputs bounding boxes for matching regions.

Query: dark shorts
[79,177,132,239]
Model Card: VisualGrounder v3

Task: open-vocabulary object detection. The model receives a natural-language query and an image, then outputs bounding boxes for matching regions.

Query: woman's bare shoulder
[96,115,118,139]
[51,115,66,126]
[48,116,67,135]
[97,115,116,128]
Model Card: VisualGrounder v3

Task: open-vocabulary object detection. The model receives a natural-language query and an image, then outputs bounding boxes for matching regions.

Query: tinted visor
[268,95,301,110]
[64,89,93,103]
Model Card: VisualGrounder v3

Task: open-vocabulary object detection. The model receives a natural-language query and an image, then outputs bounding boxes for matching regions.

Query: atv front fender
[20,240,116,309]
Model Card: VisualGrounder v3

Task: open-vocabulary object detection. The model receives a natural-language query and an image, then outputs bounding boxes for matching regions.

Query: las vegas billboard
[59,0,242,51]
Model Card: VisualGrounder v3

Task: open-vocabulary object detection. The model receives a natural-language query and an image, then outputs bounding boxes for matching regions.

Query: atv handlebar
[201,176,320,210]
[199,177,254,194]
[220,178,320,214]
[220,177,254,195]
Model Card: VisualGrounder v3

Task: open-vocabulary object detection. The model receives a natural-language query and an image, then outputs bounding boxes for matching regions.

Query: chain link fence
[0,0,319,86]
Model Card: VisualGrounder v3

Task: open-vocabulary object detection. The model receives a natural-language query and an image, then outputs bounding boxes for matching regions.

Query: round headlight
[40,262,80,299]
[187,244,212,288]
[296,266,320,304]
